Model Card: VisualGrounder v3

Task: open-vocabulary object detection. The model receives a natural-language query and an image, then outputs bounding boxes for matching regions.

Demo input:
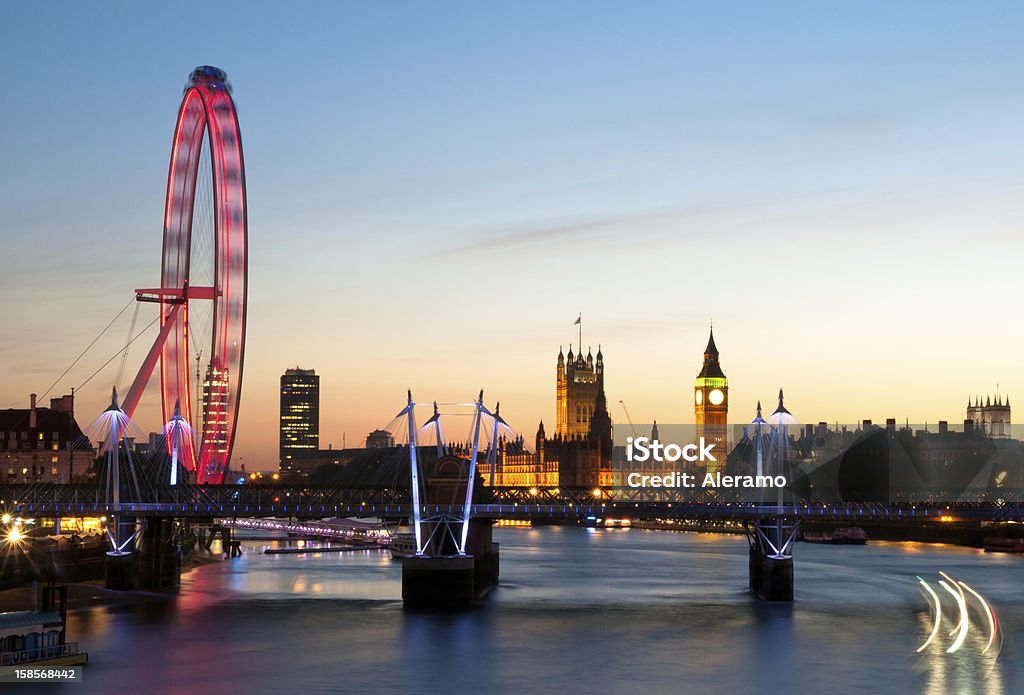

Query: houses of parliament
[482,328,728,488]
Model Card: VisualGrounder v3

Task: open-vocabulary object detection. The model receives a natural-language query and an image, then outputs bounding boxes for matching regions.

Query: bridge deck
[3,484,1021,521]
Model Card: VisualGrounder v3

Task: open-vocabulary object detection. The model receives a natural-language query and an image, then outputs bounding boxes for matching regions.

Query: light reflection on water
[52,527,1021,694]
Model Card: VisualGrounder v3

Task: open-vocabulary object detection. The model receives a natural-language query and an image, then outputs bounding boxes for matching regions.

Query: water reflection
[53,528,1021,693]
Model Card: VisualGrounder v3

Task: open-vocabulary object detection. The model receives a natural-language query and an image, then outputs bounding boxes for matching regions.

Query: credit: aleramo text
[625,437,786,488]
[625,471,788,489]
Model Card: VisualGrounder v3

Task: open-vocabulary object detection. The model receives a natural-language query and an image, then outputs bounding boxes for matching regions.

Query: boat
[0,586,88,675]
[390,531,417,559]
[983,537,1024,553]
[830,527,868,545]
[800,527,868,545]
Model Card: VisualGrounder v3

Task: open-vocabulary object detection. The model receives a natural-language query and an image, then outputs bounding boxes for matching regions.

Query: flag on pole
[574,314,581,325]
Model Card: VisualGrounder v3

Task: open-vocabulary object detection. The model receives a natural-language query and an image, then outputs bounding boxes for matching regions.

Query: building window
[51,467,58,475]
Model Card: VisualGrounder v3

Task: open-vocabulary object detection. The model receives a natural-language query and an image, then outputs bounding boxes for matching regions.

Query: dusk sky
[2,2,1022,470]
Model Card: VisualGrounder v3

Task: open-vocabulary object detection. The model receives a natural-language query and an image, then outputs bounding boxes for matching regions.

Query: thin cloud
[434,199,784,259]
[440,210,672,257]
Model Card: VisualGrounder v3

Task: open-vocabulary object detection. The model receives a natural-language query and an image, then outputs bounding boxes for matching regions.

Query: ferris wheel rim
[158,66,247,485]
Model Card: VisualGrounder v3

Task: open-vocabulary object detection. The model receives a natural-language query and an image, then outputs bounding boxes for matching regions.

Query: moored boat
[0,586,88,676]
[390,531,417,559]
[830,527,868,545]
[983,537,1024,553]
[800,527,868,545]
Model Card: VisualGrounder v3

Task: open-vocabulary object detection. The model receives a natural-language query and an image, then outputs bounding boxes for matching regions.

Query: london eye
[122,66,248,485]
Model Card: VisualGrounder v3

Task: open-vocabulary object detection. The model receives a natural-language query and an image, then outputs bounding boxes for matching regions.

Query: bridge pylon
[85,388,185,590]
[397,391,503,609]
[741,394,801,600]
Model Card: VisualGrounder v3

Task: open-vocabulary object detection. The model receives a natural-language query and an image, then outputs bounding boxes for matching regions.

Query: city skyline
[4,322,1016,473]
[2,3,1023,471]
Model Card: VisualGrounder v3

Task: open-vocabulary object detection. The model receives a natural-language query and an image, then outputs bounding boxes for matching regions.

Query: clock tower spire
[694,324,728,467]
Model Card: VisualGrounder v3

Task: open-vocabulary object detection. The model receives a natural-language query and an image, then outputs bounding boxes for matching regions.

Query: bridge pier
[137,517,182,589]
[104,515,139,590]
[203,523,240,556]
[105,517,184,590]
[747,517,798,601]
[402,555,477,610]
[402,518,499,610]
[104,552,139,590]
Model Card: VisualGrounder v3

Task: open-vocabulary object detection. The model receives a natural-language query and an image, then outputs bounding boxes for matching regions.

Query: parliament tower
[694,327,728,456]
[556,344,604,439]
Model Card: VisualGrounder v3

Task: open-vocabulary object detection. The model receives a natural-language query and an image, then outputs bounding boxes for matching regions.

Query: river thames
[31,527,1024,693]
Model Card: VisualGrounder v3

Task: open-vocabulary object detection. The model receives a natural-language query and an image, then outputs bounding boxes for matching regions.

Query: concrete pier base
[749,548,793,601]
[104,513,140,589]
[402,555,476,610]
[104,552,138,590]
[401,544,500,610]
[747,517,797,602]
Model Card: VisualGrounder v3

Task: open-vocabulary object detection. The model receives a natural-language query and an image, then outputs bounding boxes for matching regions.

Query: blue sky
[1,2,1022,469]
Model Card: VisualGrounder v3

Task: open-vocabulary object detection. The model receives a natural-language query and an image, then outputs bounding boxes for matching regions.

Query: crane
[618,400,639,439]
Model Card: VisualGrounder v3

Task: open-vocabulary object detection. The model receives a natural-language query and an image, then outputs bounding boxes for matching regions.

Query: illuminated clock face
[709,389,725,405]
[695,390,703,405]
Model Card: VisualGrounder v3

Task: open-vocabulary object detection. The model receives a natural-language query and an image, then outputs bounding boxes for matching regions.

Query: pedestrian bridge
[4,482,1022,523]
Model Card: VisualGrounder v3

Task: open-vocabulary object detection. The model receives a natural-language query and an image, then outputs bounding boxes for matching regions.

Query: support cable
[37,297,134,402]
[115,301,142,391]
[76,315,161,392]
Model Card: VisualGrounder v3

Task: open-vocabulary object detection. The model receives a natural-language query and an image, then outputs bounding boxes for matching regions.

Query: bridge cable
[37,297,135,402]
[115,301,141,393]
[76,315,161,393]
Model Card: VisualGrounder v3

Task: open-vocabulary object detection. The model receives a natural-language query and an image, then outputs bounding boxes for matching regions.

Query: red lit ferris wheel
[121,66,247,485]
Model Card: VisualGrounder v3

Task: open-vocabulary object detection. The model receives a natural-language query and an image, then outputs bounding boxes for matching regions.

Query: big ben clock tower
[694,326,728,465]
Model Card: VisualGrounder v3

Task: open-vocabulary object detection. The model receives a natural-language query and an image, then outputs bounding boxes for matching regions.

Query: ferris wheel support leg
[122,304,181,418]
